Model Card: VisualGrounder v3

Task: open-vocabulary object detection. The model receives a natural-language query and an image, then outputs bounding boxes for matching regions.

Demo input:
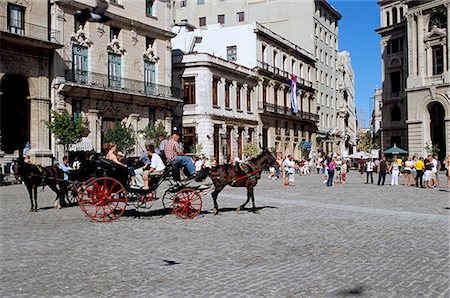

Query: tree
[141,122,168,146]
[358,131,379,152]
[103,121,135,155]
[45,110,84,153]
[243,143,260,158]
[424,143,440,156]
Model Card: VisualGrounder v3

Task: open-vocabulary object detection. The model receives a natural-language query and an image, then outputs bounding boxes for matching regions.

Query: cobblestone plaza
[1,172,449,297]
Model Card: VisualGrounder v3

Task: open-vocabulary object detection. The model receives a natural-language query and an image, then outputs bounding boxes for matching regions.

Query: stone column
[28,97,52,166]
[243,84,248,112]
[232,81,238,111]
[87,109,101,153]
[406,13,417,78]
[417,12,425,78]
[219,78,226,108]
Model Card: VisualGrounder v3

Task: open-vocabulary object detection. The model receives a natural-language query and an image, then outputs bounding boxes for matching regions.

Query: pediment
[71,26,93,47]
[143,44,159,62]
[425,26,446,42]
[107,35,126,55]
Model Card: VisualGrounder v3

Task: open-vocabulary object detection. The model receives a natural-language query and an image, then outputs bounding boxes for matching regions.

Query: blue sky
[330,0,381,128]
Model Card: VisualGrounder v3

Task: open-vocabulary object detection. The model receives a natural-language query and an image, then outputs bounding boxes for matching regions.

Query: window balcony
[256,60,315,90]
[0,16,62,48]
[258,102,319,122]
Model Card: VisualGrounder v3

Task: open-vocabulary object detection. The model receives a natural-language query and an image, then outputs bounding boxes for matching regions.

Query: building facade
[371,87,383,147]
[0,0,63,170]
[50,0,180,160]
[377,0,449,159]
[172,23,318,162]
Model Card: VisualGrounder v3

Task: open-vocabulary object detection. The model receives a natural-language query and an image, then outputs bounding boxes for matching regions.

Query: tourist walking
[358,158,366,177]
[377,156,388,186]
[389,156,400,186]
[365,158,375,184]
[326,158,335,187]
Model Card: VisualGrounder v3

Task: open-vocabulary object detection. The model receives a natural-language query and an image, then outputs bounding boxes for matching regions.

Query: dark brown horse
[209,150,279,214]
[14,158,67,211]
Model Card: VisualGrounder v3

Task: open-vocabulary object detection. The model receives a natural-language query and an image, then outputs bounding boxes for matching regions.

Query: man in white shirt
[143,144,166,190]
[365,158,375,184]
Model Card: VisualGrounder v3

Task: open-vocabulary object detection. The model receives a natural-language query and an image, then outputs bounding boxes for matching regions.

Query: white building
[172,23,318,162]
[371,87,383,147]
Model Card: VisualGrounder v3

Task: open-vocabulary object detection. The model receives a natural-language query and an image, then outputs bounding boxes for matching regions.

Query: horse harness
[231,161,262,186]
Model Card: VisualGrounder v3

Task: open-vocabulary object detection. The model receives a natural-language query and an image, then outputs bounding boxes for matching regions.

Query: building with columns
[371,87,383,147]
[172,23,318,162]
[377,0,449,160]
[50,0,180,160]
[0,0,63,170]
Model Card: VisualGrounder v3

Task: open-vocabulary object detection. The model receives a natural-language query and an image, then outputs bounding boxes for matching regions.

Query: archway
[0,74,30,154]
[428,102,445,161]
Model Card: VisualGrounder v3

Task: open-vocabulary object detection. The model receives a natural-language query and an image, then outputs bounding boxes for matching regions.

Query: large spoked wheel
[171,188,202,219]
[78,177,127,222]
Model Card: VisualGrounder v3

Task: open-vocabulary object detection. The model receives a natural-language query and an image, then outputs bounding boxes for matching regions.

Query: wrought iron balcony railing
[258,102,319,122]
[0,16,61,44]
[256,61,315,89]
[65,69,181,99]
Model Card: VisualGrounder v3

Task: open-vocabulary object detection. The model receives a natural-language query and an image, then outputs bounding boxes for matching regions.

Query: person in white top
[403,156,413,186]
[194,156,203,173]
[365,158,375,184]
[284,155,296,186]
[143,144,166,190]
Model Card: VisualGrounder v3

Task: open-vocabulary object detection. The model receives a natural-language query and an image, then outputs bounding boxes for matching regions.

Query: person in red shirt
[164,133,195,179]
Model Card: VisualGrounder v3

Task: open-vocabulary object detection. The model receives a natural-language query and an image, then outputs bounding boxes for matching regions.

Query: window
[225,81,231,108]
[110,26,121,40]
[144,61,156,94]
[72,99,82,122]
[146,37,155,48]
[237,11,245,22]
[236,84,242,110]
[199,17,206,27]
[108,53,121,88]
[429,13,447,30]
[391,105,401,122]
[386,11,390,26]
[262,84,267,104]
[146,0,154,17]
[274,87,278,108]
[183,127,196,153]
[273,50,278,68]
[392,7,398,24]
[390,71,401,93]
[197,0,205,4]
[284,122,289,136]
[218,14,225,24]
[227,45,237,62]
[7,4,24,35]
[148,108,156,125]
[432,46,444,75]
[282,55,287,71]
[72,45,88,82]
[212,78,219,106]
[391,136,401,147]
[180,0,187,7]
[262,44,267,63]
[246,88,252,112]
[387,38,403,54]
[399,7,404,19]
[183,77,196,104]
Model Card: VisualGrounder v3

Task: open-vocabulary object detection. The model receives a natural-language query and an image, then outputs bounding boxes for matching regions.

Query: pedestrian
[341,159,348,184]
[326,157,335,187]
[358,158,366,177]
[365,158,375,184]
[377,156,387,186]
[423,155,433,188]
[284,155,295,186]
[403,156,413,186]
[389,156,400,186]
[432,155,440,187]
[415,157,425,188]
[411,156,418,186]
[316,157,323,174]
[443,156,450,189]
[335,157,342,184]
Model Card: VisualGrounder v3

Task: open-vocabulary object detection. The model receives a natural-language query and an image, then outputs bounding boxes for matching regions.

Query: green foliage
[141,122,168,146]
[269,147,277,156]
[424,143,440,156]
[190,143,203,155]
[243,143,260,158]
[45,110,84,150]
[358,131,379,152]
[103,121,135,155]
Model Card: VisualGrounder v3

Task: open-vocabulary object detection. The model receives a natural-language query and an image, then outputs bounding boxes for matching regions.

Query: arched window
[392,7,398,24]
[386,11,390,26]
[429,12,447,30]
[391,105,401,122]
[399,7,404,19]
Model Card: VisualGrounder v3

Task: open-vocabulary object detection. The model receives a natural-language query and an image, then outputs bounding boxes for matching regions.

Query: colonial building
[371,87,383,147]
[0,0,63,170]
[50,0,179,160]
[173,51,258,164]
[377,0,449,159]
[336,50,357,155]
[314,0,343,154]
[172,23,318,161]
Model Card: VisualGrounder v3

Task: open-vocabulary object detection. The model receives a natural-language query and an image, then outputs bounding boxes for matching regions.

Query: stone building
[173,51,258,164]
[371,87,383,147]
[50,0,180,160]
[377,0,449,159]
[172,23,318,162]
[0,0,63,170]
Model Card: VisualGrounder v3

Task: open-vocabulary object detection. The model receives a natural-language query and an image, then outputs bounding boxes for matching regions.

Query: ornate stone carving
[143,44,159,62]
[107,35,126,55]
[130,30,138,46]
[71,26,93,47]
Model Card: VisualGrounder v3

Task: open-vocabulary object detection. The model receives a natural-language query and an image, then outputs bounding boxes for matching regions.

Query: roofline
[316,0,342,21]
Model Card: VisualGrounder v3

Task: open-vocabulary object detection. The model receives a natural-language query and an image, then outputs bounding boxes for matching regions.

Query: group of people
[267,157,314,186]
[358,154,446,188]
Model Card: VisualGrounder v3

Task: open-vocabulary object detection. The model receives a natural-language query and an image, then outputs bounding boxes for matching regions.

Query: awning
[69,137,93,152]
[383,144,408,155]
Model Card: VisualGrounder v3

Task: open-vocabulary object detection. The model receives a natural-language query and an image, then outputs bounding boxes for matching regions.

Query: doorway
[428,102,445,161]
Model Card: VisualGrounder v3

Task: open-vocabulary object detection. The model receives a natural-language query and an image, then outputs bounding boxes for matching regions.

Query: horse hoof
[29,208,34,212]
[213,209,219,215]
[236,207,241,212]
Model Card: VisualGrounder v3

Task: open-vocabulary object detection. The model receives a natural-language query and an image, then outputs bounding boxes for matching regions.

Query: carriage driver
[142,144,166,190]
[133,141,153,187]
[165,132,195,179]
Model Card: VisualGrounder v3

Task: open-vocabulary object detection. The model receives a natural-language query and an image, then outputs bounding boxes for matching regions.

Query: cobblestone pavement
[1,172,449,297]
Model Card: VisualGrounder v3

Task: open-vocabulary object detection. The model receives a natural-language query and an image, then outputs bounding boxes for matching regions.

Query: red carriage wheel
[78,177,127,222]
[171,188,202,219]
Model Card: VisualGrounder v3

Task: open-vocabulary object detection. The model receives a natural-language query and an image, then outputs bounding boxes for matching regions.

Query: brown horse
[14,158,67,211]
[209,150,279,214]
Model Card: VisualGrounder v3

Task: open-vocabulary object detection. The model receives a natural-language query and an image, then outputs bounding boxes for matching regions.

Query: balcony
[60,70,182,106]
[256,61,315,90]
[0,16,62,49]
[258,102,319,122]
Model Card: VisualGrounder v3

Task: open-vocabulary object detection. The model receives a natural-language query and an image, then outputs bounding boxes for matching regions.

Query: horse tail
[195,167,211,182]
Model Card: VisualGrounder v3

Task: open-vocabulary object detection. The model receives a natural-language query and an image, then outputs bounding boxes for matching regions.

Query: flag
[290,74,299,113]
